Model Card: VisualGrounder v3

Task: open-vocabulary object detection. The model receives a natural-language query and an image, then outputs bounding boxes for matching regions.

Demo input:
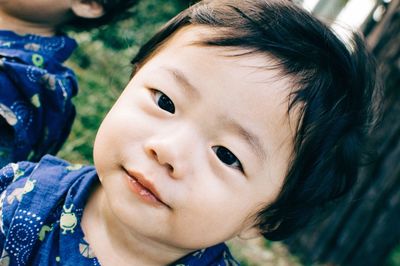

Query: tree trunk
[285,0,400,265]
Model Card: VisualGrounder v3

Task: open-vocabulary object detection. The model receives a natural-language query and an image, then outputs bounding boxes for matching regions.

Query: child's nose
[146,145,175,176]
[143,128,196,179]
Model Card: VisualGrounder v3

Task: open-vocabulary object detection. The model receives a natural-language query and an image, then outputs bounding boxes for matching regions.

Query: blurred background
[58,0,400,265]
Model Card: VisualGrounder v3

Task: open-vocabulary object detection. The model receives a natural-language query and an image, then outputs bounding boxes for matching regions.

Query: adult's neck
[0,10,56,36]
[81,184,190,266]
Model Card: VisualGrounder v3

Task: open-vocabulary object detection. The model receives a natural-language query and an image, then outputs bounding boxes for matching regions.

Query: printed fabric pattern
[0,155,240,265]
[0,31,78,167]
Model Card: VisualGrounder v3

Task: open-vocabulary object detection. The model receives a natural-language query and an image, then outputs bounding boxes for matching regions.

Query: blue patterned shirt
[0,155,239,265]
[0,31,78,167]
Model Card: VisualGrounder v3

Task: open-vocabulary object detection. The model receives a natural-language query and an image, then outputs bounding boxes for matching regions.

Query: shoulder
[0,154,91,209]
[0,155,90,190]
[0,155,95,249]
[17,155,96,195]
[0,155,95,223]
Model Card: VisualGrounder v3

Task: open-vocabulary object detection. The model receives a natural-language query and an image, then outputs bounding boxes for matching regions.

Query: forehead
[136,25,297,178]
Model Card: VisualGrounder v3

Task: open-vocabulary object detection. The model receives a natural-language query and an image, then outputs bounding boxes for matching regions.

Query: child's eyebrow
[222,116,267,162]
[162,67,200,99]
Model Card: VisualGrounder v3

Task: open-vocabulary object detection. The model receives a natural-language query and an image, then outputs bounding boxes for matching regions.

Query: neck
[0,10,56,36]
[81,185,188,266]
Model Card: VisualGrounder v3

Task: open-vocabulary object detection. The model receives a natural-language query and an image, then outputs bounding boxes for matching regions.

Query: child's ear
[71,0,104,19]
[237,226,261,240]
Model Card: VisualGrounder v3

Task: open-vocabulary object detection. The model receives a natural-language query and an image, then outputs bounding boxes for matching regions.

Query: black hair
[66,0,139,30]
[131,0,381,241]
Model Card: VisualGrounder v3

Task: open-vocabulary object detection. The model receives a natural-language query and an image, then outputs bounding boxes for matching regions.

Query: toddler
[0,0,138,167]
[0,0,379,265]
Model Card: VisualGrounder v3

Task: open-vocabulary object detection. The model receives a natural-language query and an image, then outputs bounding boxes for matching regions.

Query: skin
[82,25,297,266]
[0,0,103,36]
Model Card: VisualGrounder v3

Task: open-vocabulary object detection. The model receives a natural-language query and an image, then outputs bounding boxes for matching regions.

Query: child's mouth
[124,169,169,208]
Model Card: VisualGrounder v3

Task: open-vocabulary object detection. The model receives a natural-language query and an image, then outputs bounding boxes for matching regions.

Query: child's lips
[123,168,170,208]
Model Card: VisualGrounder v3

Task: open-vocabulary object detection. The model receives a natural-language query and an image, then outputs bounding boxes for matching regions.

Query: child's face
[94,26,296,251]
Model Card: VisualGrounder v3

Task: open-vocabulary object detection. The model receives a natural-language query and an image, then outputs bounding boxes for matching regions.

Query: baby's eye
[153,90,175,114]
[212,146,243,171]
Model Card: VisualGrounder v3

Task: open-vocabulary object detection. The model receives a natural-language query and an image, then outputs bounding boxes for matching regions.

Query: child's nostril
[166,163,174,173]
[150,149,157,159]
